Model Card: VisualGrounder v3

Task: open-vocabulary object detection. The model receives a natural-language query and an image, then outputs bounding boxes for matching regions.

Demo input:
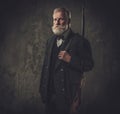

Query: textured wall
[0,0,119,114]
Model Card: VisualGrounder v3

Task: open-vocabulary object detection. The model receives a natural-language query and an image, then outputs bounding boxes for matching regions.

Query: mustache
[53,25,66,29]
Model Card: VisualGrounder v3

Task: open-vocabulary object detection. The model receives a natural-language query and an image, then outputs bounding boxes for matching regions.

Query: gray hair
[53,7,71,20]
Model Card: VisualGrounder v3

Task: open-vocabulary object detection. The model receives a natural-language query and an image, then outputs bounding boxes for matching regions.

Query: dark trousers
[45,93,70,114]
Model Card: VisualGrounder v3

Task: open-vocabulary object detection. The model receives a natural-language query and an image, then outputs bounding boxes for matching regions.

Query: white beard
[52,25,68,35]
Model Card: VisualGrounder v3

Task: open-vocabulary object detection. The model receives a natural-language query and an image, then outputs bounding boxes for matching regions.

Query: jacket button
[60,68,64,71]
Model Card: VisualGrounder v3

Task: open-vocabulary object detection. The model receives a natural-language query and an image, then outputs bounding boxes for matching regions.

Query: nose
[56,19,60,25]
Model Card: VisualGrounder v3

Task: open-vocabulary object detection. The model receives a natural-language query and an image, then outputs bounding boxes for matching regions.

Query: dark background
[0,0,120,114]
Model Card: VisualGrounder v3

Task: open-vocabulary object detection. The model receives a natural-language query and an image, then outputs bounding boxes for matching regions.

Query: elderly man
[40,7,94,114]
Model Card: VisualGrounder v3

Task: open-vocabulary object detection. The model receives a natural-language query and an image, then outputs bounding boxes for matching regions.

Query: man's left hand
[58,51,71,63]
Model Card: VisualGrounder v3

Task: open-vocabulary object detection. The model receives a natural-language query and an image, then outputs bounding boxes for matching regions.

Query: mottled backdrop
[0,0,120,114]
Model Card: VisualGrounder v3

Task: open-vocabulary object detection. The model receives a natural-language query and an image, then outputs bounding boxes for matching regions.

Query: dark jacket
[40,29,94,104]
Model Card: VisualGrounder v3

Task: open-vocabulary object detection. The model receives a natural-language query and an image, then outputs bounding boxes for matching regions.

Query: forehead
[53,11,65,18]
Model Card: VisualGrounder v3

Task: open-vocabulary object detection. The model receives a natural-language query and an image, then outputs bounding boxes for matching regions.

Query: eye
[53,18,57,21]
[60,18,65,21]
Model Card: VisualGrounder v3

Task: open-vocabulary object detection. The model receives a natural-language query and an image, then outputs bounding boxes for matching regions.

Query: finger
[58,54,62,58]
[59,50,66,54]
[58,52,64,56]
[58,53,62,57]
[58,54,63,59]
[58,56,63,59]
[60,51,67,55]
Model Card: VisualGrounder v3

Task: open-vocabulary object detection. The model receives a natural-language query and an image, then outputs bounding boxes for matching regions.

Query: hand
[58,51,71,63]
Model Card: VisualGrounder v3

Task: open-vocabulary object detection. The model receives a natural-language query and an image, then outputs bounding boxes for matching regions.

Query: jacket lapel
[47,36,57,68]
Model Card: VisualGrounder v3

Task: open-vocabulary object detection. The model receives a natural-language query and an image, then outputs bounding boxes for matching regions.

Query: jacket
[39,29,94,104]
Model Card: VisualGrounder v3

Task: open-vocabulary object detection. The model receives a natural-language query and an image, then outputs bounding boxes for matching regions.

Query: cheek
[53,21,56,26]
[53,20,56,24]
[60,21,66,25]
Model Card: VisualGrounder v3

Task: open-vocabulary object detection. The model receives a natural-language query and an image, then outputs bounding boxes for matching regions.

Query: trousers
[45,93,70,114]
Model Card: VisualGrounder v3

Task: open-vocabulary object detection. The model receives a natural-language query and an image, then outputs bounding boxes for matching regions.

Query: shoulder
[71,32,85,42]
[73,32,82,39]
[71,32,91,48]
[74,32,90,42]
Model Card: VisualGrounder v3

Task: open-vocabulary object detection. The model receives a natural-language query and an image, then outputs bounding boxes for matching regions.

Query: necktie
[56,36,64,47]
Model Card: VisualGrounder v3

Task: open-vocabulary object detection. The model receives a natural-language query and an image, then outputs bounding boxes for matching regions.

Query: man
[40,7,94,114]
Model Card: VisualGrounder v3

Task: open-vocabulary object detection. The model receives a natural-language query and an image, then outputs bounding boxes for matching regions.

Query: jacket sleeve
[68,37,94,72]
